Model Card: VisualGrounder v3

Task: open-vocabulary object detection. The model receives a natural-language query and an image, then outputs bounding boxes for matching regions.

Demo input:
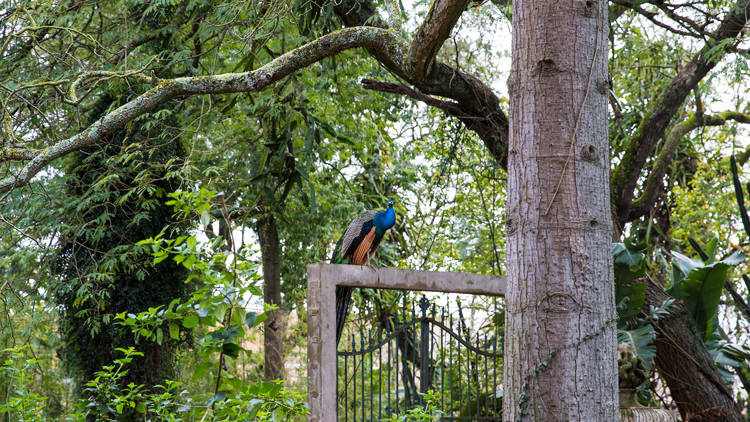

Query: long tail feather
[335,285,352,346]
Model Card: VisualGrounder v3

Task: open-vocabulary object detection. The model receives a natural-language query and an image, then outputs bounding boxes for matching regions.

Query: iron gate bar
[337,318,503,359]
[336,299,503,421]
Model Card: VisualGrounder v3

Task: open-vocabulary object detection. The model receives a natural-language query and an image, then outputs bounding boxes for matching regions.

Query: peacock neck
[374,205,395,233]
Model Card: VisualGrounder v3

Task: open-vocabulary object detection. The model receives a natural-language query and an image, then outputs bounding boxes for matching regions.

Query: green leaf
[612,243,646,321]
[182,254,196,269]
[200,209,211,227]
[617,325,657,370]
[613,243,646,284]
[245,311,259,328]
[169,323,180,340]
[730,155,750,240]
[670,250,702,279]
[222,342,242,359]
[206,391,227,407]
[668,250,745,339]
[183,315,199,328]
[616,280,646,322]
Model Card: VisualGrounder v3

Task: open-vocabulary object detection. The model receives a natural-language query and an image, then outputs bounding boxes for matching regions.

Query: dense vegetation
[0,0,749,420]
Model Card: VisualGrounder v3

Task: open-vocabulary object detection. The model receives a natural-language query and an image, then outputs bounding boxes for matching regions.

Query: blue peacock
[331,199,396,345]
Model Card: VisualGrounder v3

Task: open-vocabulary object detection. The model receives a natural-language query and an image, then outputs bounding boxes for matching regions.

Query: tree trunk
[503,0,617,420]
[643,279,743,422]
[257,212,286,381]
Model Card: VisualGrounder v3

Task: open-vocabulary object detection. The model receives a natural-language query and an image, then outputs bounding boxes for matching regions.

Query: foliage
[667,249,744,340]
[613,242,674,372]
[123,188,269,388]
[0,346,48,421]
[1,188,308,421]
[613,242,647,323]
[53,90,189,394]
[671,159,738,248]
[2,345,307,422]
[382,390,443,422]
[614,238,750,383]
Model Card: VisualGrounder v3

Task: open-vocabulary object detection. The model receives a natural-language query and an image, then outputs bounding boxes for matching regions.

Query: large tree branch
[334,0,509,166]
[629,111,750,219]
[0,27,405,193]
[643,278,743,421]
[360,78,503,153]
[406,0,471,83]
[611,0,750,223]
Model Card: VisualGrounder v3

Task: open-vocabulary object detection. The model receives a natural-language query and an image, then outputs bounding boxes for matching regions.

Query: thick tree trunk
[643,279,743,422]
[257,212,286,381]
[503,0,617,420]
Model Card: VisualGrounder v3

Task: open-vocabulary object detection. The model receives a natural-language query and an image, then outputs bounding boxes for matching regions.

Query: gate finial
[418,295,430,316]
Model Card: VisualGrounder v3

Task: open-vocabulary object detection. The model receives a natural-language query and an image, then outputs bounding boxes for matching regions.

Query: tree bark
[643,279,743,422]
[503,0,617,420]
[257,211,285,381]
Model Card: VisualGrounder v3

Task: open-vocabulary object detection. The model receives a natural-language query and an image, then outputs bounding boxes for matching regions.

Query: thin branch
[110,34,157,64]
[360,78,464,115]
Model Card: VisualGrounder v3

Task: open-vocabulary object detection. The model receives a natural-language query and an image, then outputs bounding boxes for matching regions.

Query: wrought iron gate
[337,296,503,421]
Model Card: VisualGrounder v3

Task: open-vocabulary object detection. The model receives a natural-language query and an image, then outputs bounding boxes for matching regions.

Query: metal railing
[337,296,503,421]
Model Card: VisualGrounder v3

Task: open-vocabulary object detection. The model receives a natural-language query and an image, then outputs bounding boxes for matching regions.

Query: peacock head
[375,199,396,231]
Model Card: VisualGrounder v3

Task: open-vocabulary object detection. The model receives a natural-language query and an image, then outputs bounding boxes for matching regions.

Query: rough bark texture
[258,212,285,381]
[643,279,743,422]
[406,0,471,83]
[503,0,617,420]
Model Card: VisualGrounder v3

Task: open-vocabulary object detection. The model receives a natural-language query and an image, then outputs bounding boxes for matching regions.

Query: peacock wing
[338,210,377,262]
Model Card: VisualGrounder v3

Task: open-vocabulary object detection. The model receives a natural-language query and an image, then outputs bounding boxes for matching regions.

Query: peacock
[331,199,396,345]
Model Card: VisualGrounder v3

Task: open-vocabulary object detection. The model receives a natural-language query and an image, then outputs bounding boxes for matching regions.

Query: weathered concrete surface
[306,263,506,421]
[310,263,506,295]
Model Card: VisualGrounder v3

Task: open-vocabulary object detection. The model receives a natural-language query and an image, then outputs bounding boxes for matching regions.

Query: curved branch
[406,0,471,83]
[611,0,750,223]
[334,0,509,166]
[630,111,750,219]
[360,78,503,154]
[0,27,405,194]
[361,78,464,114]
